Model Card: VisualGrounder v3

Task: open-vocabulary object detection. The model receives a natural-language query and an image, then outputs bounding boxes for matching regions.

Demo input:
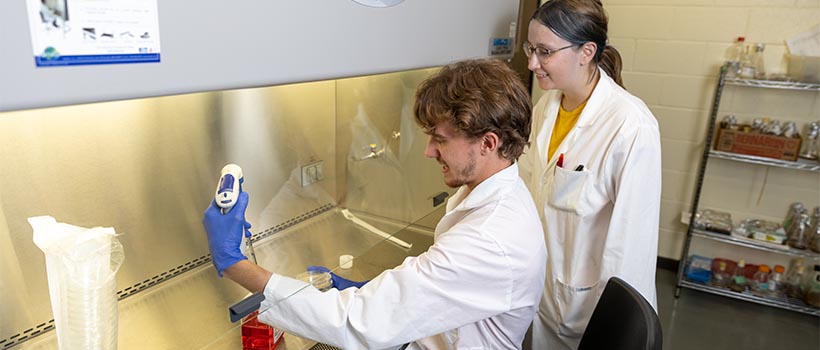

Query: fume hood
[0,1,523,349]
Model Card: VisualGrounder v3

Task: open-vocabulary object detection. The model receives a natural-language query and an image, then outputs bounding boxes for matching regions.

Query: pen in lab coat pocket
[557,153,564,168]
[575,165,584,171]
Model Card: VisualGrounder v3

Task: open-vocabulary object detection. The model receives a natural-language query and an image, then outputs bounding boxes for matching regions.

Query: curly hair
[414,59,532,161]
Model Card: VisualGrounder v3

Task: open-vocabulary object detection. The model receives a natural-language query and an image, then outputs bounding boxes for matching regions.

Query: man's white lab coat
[259,164,547,350]
[520,69,661,350]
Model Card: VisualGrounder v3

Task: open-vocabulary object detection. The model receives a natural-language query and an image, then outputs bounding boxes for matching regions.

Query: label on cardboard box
[716,128,801,161]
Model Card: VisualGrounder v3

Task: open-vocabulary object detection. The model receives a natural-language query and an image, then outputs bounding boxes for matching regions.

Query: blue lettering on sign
[489,38,513,56]
[35,53,161,67]
[493,38,510,46]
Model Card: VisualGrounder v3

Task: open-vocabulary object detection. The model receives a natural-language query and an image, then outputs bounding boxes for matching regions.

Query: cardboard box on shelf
[715,128,802,161]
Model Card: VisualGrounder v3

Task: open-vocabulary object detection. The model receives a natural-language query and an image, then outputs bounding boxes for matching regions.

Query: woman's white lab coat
[258,164,547,350]
[520,69,661,350]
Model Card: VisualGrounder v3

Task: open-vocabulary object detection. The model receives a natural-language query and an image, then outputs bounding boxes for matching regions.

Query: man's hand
[309,266,369,290]
[203,192,250,276]
[332,272,369,290]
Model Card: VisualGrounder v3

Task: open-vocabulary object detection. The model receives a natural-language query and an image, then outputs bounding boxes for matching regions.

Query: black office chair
[578,277,663,350]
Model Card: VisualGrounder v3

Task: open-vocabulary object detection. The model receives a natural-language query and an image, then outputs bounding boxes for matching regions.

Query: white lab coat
[259,164,547,350]
[520,69,661,350]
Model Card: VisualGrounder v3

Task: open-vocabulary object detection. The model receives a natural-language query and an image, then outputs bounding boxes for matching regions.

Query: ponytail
[598,44,624,88]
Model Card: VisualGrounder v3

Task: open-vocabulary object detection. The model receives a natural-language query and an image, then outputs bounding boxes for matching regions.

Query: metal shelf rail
[709,150,820,172]
[725,78,820,91]
[674,63,820,315]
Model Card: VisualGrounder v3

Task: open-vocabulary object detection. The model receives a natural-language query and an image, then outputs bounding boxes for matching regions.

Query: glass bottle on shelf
[764,120,782,136]
[783,202,805,234]
[729,259,747,292]
[769,265,785,297]
[725,36,745,78]
[785,263,806,299]
[719,115,738,130]
[803,265,820,308]
[782,121,798,139]
[751,264,771,296]
[787,212,811,250]
[711,260,732,288]
[751,118,764,132]
[799,122,819,160]
[809,207,820,253]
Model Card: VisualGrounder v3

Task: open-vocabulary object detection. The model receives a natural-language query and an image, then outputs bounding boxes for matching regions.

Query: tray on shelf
[680,279,819,316]
[691,228,820,259]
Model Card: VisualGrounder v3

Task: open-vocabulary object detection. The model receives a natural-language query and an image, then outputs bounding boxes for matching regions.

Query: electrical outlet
[301,164,312,187]
[314,162,324,181]
[301,160,324,187]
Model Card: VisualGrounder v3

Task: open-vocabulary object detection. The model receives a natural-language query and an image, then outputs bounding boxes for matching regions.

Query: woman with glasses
[518,1,662,349]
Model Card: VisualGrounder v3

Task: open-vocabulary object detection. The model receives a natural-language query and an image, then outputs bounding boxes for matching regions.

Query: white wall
[533,0,820,261]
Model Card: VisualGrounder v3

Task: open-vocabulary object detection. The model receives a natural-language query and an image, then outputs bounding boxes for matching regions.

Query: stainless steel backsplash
[0,67,449,346]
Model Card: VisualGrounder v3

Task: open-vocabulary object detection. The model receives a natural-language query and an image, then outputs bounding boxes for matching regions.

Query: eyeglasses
[522,43,575,63]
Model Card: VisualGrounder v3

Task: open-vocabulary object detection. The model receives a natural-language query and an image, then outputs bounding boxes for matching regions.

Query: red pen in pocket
[557,153,564,168]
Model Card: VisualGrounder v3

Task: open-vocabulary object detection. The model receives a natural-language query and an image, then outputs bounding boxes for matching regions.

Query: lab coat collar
[537,67,616,165]
[574,67,615,128]
[447,162,519,212]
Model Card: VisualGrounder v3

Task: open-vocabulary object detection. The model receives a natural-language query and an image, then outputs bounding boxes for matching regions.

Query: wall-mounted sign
[489,37,513,56]
[26,0,161,67]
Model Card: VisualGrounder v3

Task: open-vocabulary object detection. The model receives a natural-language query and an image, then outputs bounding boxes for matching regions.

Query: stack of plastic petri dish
[30,217,123,350]
[299,266,333,292]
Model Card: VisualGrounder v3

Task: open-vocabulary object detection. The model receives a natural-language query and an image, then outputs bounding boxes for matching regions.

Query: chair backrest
[578,277,663,350]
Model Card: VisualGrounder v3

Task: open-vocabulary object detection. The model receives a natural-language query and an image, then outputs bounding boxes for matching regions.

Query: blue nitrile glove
[203,191,251,277]
[332,273,369,290]
[308,266,369,290]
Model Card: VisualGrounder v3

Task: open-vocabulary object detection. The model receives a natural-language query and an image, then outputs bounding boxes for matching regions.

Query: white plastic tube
[340,209,413,250]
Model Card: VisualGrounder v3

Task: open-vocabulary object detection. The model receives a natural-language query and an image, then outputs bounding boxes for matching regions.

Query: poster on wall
[26,0,161,67]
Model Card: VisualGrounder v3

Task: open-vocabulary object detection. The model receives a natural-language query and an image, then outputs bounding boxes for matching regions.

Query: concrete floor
[657,269,819,350]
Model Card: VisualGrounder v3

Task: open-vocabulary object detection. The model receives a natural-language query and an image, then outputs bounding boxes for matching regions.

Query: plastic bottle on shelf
[769,265,785,297]
[751,264,771,296]
[724,36,745,78]
[711,260,732,288]
[729,259,747,292]
[752,43,766,79]
[739,44,757,79]
[803,265,820,308]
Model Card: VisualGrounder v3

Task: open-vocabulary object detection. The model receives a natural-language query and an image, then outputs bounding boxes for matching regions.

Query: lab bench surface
[10,209,435,350]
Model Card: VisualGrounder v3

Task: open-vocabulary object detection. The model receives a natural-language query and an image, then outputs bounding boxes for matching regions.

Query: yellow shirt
[548,100,588,159]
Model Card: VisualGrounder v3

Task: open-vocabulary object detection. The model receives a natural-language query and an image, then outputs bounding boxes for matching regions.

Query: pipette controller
[214,164,257,264]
